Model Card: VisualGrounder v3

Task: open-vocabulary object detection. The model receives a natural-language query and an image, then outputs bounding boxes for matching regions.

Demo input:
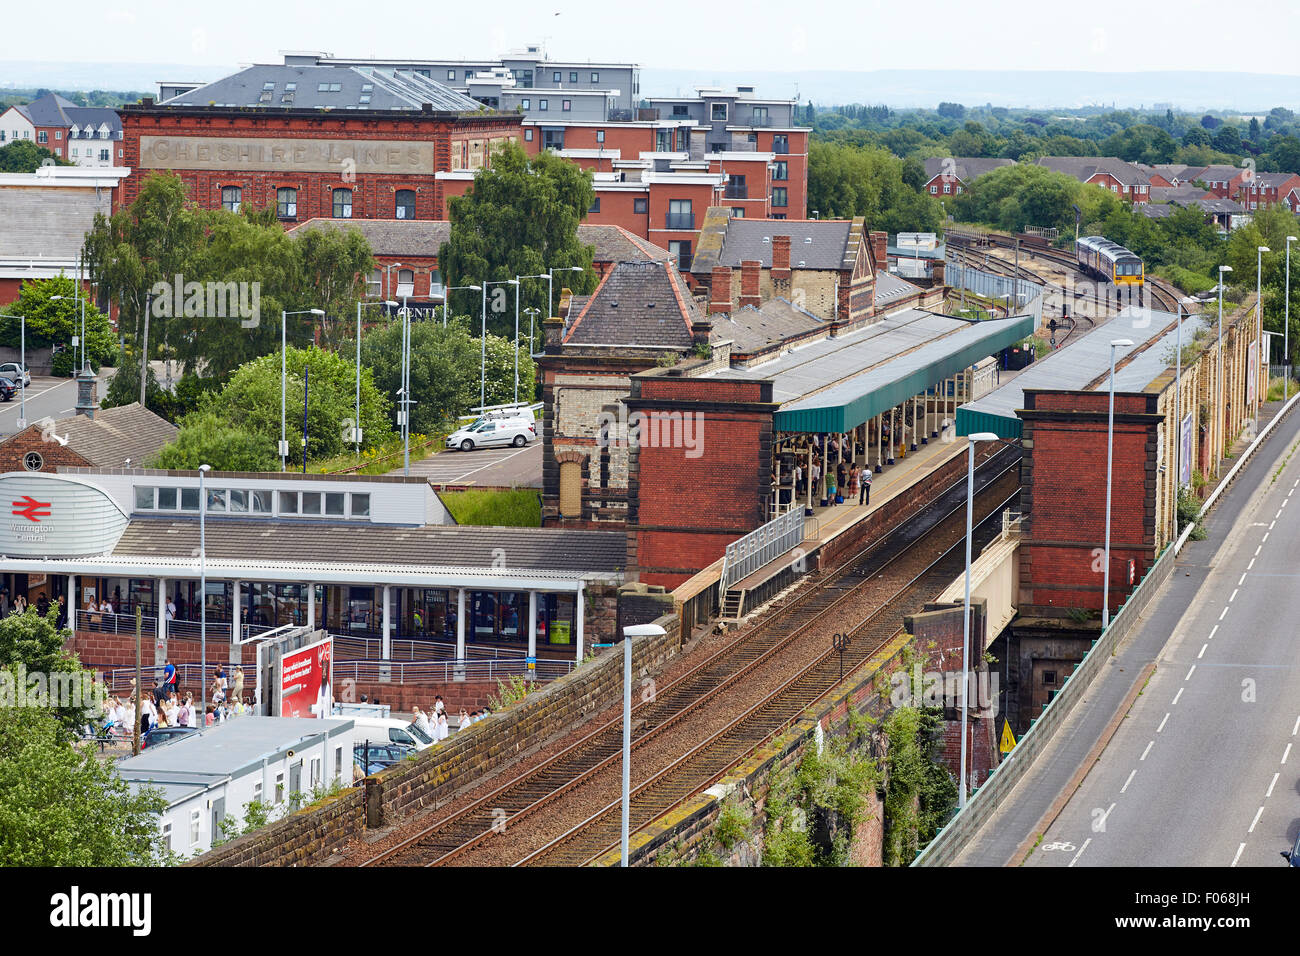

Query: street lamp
[0,313,26,427]
[1174,297,1198,495]
[382,262,404,302]
[1102,339,1135,630]
[523,307,542,357]
[960,431,999,808]
[481,279,519,413]
[198,463,210,734]
[621,623,666,866]
[355,300,397,456]
[1257,245,1270,433]
[442,284,481,327]
[1218,265,1233,460]
[1287,237,1297,401]
[281,309,326,471]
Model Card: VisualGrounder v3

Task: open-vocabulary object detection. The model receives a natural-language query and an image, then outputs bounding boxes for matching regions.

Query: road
[388,440,541,486]
[0,377,83,439]
[1026,419,1300,868]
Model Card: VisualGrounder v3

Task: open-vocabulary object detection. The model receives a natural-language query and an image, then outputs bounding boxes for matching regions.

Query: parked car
[445,413,536,451]
[142,726,197,749]
[353,740,415,769]
[0,377,14,402]
[0,363,29,387]
[348,716,435,751]
[1283,829,1300,866]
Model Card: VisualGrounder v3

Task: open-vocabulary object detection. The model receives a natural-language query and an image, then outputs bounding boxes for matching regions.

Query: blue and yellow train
[1076,235,1145,286]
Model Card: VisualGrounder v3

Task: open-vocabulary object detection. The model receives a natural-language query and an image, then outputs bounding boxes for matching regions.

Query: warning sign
[1000,719,1017,754]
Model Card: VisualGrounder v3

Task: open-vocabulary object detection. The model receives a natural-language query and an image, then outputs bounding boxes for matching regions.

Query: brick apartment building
[921,157,1014,197]
[122,64,520,221]
[0,93,125,167]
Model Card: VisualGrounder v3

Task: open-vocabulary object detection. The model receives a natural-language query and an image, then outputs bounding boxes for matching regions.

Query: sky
[3,0,1298,76]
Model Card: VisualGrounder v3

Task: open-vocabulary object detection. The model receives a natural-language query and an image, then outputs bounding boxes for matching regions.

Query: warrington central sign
[0,474,128,558]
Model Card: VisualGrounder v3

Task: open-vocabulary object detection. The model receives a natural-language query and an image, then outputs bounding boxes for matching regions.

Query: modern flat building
[0,93,125,167]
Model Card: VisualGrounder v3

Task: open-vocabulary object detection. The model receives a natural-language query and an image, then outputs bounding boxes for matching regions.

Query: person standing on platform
[860,467,872,506]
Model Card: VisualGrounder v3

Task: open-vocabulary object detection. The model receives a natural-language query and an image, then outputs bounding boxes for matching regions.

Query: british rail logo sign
[11,495,51,522]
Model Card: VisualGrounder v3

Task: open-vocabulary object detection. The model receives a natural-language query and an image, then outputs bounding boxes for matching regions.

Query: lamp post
[960,431,999,808]
[621,623,666,865]
[355,300,397,456]
[382,262,403,302]
[1218,265,1233,460]
[1257,245,1270,433]
[198,463,210,734]
[1102,339,1135,631]
[442,284,481,328]
[0,313,26,427]
[1174,297,1197,495]
[1287,237,1297,401]
[482,279,519,412]
[523,307,542,357]
[281,309,326,471]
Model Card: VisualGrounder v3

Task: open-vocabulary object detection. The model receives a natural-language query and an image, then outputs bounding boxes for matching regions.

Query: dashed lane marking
[1141,740,1154,761]
[1121,769,1137,794]
[1157,713,1170,733]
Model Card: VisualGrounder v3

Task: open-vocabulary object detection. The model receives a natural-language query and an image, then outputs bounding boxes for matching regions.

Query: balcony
[746,115,773,127]
[665,213,695,230]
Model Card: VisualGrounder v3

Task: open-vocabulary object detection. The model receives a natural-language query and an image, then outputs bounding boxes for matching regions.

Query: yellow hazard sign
[1000,720,1017,754]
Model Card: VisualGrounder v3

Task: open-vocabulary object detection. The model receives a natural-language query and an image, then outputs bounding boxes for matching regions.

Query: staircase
[719,588,746,622]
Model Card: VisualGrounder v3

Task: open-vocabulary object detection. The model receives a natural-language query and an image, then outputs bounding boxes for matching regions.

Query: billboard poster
[1180,412,1194,487]
[280,637,333,719]
[1246,341,1258,407]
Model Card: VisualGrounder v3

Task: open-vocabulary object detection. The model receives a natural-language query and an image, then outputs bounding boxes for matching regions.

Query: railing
[664,213,694,230]
[723,184,748,200]
[944,260,1044,322]
[719,507,805,595]
[333,657,574,684]
[73,608,158,636]
[330,634,527,662]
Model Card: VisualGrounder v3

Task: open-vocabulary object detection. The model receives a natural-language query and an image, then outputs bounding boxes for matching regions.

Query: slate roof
[874,270,924,307]
[162,65,482,112]
[1249,172,1300,188]
[1195,165,1242,184]
[922,157,1014,182]
[713,298,824,353]
[1140,204,1175,219]
[1150,185,1210,203]
[563,259,700,348]
[1037,156,1150,186]
[112,519,627,573]
[15,93,121,137]
[715,219,852,271]
[38,403,178,469]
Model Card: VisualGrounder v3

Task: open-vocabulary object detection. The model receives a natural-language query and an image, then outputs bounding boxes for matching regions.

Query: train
[1075,235,1145,286]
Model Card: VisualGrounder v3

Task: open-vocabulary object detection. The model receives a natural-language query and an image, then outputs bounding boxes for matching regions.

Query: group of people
[0,590,67,627]
[411,695,494,742]
[782,442,875,508]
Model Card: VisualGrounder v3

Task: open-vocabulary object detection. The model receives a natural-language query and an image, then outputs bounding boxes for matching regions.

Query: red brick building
[1037,157,1152,204]
[921,157,1014,198]
[121,65,519,222]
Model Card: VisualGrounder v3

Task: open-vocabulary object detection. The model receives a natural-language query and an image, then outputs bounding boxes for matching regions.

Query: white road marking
[1208,625,1219,640]
[1219,607,1229,620]
[1269,521,1277,530]
[1238,573,1247,586]
[1293,715,1300,736]
[1248,558,1256,570]
[1185,665,1196,681]
[1141,740,1154,761]
[1232,842,1246,867]
[1157,713,1170,733]
[1121,769,1137,793]
[1263,532,1270,542]
[1172,688,1184,705]
[1069,838,1091,867]
[1284,743,1293,765]
[1268,773,1280,798]
[1229,588,1238,602]
[1277,509,1284,519]
[1249,806,1265,833]
[1198,643,1208,659]
[1256,545,1263,556]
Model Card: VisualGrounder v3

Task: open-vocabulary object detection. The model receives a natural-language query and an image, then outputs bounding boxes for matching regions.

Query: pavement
[0,376,89,439]
[388,439,541,487]
[954,400,1300,867]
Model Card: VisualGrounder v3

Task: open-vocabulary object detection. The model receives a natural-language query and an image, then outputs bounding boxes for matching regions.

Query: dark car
[353,741,414,769]
[1284,829,1300,866]
[0,377,15,402]
[142,726,197,749]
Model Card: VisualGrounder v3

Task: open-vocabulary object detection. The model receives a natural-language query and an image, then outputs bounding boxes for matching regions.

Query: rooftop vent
[646,302,656,309]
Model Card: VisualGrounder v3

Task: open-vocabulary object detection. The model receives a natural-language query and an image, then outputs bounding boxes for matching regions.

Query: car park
[0,363,29,388]
[445,412,536,452]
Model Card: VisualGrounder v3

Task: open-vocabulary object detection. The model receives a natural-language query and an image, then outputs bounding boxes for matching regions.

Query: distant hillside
[0,88,150,110]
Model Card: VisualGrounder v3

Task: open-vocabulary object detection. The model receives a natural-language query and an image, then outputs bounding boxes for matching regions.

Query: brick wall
[0,424,93,473]
[191,787,365,867]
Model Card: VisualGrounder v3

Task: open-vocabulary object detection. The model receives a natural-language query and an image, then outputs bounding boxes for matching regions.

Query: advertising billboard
[280,637,333,719]
[1246,341,1258,407]
[1180,412,1194,487]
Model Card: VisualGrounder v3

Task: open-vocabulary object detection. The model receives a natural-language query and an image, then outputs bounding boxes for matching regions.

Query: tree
[0,606,97,733]
[291,225,373,349]
[0,706,171,866]
[1212,124,1242,154]
[808,140,942,230]
[150,408,277,472]
[1265,135,1300,175]
[937,102,966,120]
[439,141,599,332]
[0,274,115,374]
[0,139,71,172]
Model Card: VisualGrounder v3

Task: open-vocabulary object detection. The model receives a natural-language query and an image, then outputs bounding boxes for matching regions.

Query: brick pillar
[739,259,761,308]
[870,231,888,270]
[691,318,713,349]
[932,259,946,286]
[543,317,565,352]
[709,266,733,315]
[771,235,791,280]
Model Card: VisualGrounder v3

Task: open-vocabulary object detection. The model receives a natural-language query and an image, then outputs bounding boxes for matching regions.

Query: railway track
[519,482,1016,866]
[360,451,1020,867]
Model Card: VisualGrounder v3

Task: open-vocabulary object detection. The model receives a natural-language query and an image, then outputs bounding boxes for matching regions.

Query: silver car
[0,363,29,388]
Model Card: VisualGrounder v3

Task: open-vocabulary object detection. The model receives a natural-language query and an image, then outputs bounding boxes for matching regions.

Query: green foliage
[441,488,541,527]
[0,139,73,172]
[488,674,534,711]
[439,141,599,330]
[881,705,957,866]
[0,606,99,732]
[808,140,943,231]
[0,706,171,865]
[713,801,753,851]
[0,274,115,371]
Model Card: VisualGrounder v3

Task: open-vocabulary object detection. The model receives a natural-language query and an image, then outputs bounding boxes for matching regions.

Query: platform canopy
[768,313,1035,434]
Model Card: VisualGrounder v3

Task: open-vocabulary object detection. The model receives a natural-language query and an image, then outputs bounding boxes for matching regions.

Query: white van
[349,716,435,751]
[446,412,536,452]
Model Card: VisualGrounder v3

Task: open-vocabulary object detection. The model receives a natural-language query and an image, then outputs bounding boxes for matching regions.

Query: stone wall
[191,788,365,868]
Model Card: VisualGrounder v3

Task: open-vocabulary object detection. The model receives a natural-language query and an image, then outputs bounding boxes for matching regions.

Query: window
[189,810,201,846]
[359,94,371,105]
[37,131,47,143]
[366,269,382,297]
[71,148,78,158]
[274,772,285,804]
[302,492,322,516]
[135,486,155,510]
[180,487,199,511]
[553,71,562,83]
[332,188,352,218]
[521,98,530,110]
[591,72,600,83]
[55,130,61,140]
[395,189,416,219]
[542,128,564,150]
[229,489,248,513]
[633,197,648,214]
[596,129,605,143]
[285,83,296,92]
[772,161,788,181]
[666,198,693,230]
[98,149,109,162]
[397,269,414,297]
[158,487,177,510]
[668,239,692,270]
[279,491,299,514]
[731,207,745,218]
[310,757,322,788]
[539,99,548,111]
[326,493,346,517]
[161,821,172,852]
[221,185,241,212]
[569,71,579,83]
[250,490,274,514]
[710,103,728,121]
[253,781,263,804]
[335,747,343,781]
[589,197,600,214]
[277,186,297,219]
[772,187,788,208]
[753,106,768,124]
[524,129,534,142]
[772,134,789,155]
[724,174,747,200]
[351,493,370,517]
[206,488,227,512]
[562,99,571,112]
[943,183,951,194]
[1043,670,1057,685]
[448,70,456,81]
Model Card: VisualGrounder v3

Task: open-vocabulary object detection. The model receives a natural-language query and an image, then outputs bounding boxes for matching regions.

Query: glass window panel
[250,490,274,514]
[158,487,177,510]
[135,486,155,510]
[229,489,248,513]
[180,488,200,511]
[302,492,322,515]
[351,493,370,517]
[325,492,345,516]
[279,491,298,514]
[207,488,227,512]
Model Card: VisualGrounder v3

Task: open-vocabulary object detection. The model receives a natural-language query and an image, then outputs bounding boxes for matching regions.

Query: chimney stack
[709,266,733,315]
[739,259,761,309]
[870,230,889,271]
[543,316,565,352]
[771,234,792,280]
[931,259,946,286]
[691,318,713,349]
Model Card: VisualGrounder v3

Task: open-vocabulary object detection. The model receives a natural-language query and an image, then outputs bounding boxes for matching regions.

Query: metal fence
[945,260,1044,323]
[719,508,805,595]
[333,657,574,684]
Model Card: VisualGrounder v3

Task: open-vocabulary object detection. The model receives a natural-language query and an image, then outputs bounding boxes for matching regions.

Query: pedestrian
[232,665,244,703]
[860,466,872,506]
[436,711,449,741]
[36,592,49,617]
[413,707,432,739]
[433,695,445,717]
[55,595,66,630]
[13,594,26,615]
[162,659,177,698]
[458,709,470,731]
[165,595,176,622]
